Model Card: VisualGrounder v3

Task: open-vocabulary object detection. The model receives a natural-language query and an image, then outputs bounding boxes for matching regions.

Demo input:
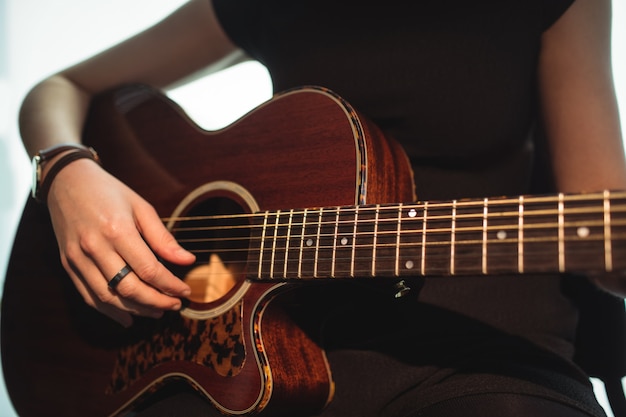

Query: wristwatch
[31,144,97,202]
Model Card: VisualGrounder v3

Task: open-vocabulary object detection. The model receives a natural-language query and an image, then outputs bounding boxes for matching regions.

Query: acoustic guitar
[2,85,625,417]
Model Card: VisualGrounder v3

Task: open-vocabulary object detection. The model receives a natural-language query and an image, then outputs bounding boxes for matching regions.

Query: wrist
[32,144,100,204]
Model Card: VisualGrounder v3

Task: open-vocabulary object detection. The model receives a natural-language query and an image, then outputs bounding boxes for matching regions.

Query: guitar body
[1,85,415,416]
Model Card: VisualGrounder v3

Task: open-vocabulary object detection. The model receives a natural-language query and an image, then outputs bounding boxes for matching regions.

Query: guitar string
[163,197,626,278]
[178,230,625,280]
[160,190,626,224]
[178,232,626,257]
[172,216,626,242]
[164,203,626,234]
[169,217,626,260]
[181,242,620,281]
[169,217,626,246]
[163,202,626,227]
[168,214,626,235]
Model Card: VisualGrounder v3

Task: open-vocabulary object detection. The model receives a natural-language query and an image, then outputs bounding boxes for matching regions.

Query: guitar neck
[247,190,626,280]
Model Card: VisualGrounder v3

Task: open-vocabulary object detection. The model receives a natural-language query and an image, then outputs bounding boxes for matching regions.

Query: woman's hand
[18,0,245,328]
[46,158,194,327]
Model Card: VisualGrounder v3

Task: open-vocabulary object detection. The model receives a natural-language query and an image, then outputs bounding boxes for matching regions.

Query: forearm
[19,74,93,157]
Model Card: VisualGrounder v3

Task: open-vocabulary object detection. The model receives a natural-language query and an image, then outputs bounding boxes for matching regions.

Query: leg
[412,393,604,417]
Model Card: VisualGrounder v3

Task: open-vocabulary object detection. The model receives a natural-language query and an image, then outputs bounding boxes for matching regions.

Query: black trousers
[134,390,601,417]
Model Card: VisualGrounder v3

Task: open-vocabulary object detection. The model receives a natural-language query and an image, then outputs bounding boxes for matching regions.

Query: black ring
[108,264,133,290]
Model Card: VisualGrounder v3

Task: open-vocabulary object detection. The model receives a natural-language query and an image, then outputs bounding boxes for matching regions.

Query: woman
[18,0,626,415]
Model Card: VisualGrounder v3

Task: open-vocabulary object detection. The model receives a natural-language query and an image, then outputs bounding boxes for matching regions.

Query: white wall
[0,1,624,416]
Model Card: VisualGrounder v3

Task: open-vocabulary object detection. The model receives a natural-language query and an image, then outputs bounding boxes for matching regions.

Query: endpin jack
[393,280,411,298]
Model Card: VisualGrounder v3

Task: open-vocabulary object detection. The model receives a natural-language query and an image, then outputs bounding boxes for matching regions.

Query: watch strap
[36,144,89,163]
[33,146,100,204]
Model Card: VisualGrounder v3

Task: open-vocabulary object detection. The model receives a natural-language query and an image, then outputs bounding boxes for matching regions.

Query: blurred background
[0,1,624,416]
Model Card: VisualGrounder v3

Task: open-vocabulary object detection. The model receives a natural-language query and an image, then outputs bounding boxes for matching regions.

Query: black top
[213,0,574,201]
[211,2,610,416]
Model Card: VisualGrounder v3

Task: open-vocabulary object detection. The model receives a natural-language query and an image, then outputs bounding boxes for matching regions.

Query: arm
[19,0,244,325]
[539,0,626,296]
[20,0,242,155]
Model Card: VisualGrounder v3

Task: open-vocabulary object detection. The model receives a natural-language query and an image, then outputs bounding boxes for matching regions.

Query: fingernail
[177,247,194,257]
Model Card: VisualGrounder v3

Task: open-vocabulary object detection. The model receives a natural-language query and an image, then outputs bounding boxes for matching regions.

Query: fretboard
[246,190,626,280]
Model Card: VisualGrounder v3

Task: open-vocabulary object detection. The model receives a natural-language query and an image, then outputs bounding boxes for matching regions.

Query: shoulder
[63,0,243,93]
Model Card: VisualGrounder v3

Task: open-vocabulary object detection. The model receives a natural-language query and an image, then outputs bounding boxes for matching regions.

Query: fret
[370,205,424,276]
[269,210,281,279]
[314,208,336,278]
[352,206,380,277]
[297,209,306,278]
[314,208,324,278]
[395,204,422,276]
[245,213,260,280]
[298,209,318,279]
[292,209,306,279]
[420,202,428,275]
[482,199,488,274]
[452,200,485,275]
[275,209,304,279]
[371,204,400,277]
[257,209,290,280]
[331,208,340,278]
[609,192,626,270]
[333,206,356,277]
[283,209,295,278]
[422,202,452,275]
[604,191,613,272]
[297,208,320,279]
[450,200,457,275]
[372,205,380,277]
[350,206,359,277]
[485,197,519,274]
[518,196,524,274]
[561,193,606,272]
[395,204,403,276]
[273,209,293,279]
[558,194,565,272]
[520,197,561,273]
[257,211,270,279]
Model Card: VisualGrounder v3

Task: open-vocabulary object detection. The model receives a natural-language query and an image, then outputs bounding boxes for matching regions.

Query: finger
[75,201,192,300]
[98,253,186,311]
[134,201,196,265]
[63,256,155,327]
[112,226,192,298]
[69,254,169,317]
[107,264,133,291]
[67,263,134,327]
[69,221,188,310]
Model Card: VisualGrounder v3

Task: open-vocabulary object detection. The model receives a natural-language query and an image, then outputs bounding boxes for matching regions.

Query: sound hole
[169,196,250,304]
